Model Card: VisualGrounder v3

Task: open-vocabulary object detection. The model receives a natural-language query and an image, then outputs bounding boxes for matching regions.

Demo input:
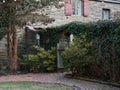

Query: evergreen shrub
[19,46,56,73]
[46,20,120,81]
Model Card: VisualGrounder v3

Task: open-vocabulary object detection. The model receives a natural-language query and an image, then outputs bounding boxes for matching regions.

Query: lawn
[0,81,74,90]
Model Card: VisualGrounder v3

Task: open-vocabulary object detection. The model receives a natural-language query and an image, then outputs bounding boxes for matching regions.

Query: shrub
[60,20,120,81]
[62,34,94,75]
[19,47,56,73]
[115,26,120,53]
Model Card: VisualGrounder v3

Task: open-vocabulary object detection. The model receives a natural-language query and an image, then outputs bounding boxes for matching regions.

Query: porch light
[3,0,5,3]
[36,33,40,47]
[2,0,17,3]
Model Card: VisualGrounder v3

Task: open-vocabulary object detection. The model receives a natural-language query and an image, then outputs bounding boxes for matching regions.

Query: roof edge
[91,0,120,4]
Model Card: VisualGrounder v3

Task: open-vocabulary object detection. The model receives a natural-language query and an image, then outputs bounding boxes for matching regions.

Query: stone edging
[64,74,120,88]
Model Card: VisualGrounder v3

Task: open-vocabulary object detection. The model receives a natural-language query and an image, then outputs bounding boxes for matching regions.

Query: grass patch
[0,81,74,90]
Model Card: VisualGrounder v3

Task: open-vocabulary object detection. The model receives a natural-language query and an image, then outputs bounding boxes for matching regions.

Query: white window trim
[102,8,111,20]
[71,0,83,16]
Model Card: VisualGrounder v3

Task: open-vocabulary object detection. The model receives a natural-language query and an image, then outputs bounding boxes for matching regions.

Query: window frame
[71,0,83,16]
[102,8,111,20]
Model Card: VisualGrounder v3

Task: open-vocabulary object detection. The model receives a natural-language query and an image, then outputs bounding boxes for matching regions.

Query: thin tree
[1,0,20,74]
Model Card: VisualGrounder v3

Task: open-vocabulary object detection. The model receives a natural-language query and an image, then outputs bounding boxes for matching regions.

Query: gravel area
[0,73,120,90]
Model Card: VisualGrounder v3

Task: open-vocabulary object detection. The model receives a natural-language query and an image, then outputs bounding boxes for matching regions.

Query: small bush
[20,47,56,73]
[62,34,94,75]
[115,26,120,53]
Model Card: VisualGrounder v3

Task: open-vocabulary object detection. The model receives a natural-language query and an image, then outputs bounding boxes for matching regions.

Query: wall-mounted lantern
[36,33,40,47]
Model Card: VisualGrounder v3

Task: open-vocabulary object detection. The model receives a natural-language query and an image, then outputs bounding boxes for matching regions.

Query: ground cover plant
[0,81,74,90]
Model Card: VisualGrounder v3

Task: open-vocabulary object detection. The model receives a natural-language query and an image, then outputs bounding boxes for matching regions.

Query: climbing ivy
[38,20,120,49]
[115,26,120,53]
[36,20,120,81]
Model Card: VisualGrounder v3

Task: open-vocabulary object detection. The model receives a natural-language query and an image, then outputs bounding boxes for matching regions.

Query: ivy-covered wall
[40,19,120,81]
[20,20,120,76]
[39,20,120,49]
[24,20,120,50]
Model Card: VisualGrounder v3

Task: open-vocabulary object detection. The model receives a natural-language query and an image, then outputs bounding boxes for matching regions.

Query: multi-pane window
[65,0,88,17]
[72,0,83,16]
[102,9,111,20]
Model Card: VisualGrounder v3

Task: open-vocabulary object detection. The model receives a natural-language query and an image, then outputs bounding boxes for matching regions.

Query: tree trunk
[7,24,18,74]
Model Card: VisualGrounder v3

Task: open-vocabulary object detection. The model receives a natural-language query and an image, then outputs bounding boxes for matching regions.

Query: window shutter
[65,0,72,16]
[84,0,89,17]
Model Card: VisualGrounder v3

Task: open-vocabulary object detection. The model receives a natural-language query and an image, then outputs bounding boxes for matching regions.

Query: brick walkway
[0,73,58,82]
[0,73,120,90]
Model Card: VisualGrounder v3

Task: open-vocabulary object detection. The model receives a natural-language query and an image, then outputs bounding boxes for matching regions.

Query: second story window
[72,0,83,16]
[102,9,111,20]
[65,0,89,17]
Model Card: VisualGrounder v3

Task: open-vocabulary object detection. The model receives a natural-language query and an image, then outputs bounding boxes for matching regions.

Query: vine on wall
[36,20,120,81]
[37,20,120,49]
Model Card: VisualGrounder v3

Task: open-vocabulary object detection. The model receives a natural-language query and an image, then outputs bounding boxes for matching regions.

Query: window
[65,0,89,16]
[102,9,111,20]
[72,0,83,16]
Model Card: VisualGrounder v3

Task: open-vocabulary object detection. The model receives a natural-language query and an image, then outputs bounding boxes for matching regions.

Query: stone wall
[0,36,8,61]
[88,1,120,21]
[32,0,120,28]
[0,28,25,61]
